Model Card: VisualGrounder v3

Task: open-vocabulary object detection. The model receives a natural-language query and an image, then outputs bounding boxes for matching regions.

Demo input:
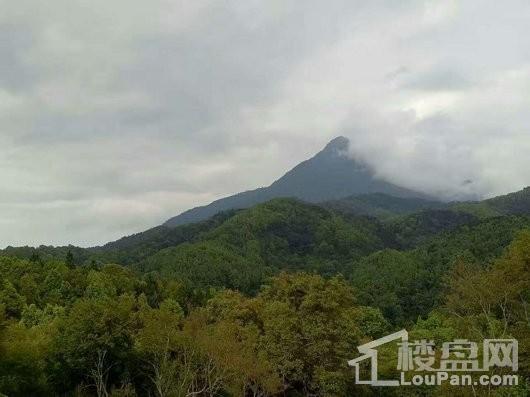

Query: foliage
[1,189,530,395]
[323,193,445,220]
[350,250,436,325]
[138,199,389,294]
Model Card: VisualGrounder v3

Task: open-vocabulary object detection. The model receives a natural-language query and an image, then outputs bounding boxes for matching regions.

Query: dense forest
[1,188,529,396]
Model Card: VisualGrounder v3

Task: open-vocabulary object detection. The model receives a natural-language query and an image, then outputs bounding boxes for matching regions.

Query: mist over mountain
[164,137,430,227]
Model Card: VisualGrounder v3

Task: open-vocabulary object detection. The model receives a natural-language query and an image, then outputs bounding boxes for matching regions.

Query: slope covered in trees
[1,229,529,395]
[322,192,445,219]
[451,186,530,218]
[1,187,530,395]
[138,199,393,293]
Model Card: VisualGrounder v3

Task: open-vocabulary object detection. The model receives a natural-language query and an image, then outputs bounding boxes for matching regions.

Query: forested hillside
[451,186,530,218]
[322,193,445,219]
[1,188,529,396]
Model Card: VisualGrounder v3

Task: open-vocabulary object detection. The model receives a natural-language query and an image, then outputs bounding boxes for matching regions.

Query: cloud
[398,68,474,92]
[1,0,529,246]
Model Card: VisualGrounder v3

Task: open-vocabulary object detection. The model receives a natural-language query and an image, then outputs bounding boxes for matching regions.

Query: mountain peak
[164,136,429,227]
[322,136,350,154]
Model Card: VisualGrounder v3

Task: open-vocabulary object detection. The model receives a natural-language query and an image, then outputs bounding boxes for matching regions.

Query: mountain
[164,136,429,227]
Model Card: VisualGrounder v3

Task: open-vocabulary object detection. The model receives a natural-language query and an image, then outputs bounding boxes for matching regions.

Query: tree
[0,280,26,318]
[258,273,362,395]
[135,300,184,397]
[444,230,530,379]
[0,321,55,395]
[204,273,363,395]
[350,249,434,325]
[51,295,136,395]
[66,250,75,268]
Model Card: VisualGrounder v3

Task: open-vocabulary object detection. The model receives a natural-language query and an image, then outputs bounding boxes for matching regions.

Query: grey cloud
[398,67,474,91]
[0,23,37,92]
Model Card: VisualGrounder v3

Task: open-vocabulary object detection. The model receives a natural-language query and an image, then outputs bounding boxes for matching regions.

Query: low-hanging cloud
[1,0,529,246]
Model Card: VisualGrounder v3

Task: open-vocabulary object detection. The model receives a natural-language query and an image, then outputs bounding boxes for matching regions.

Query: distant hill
[89,210,239,265]
[322,192,445,219]
[487,186,530,213]
[451,186,530,218]
[388,209,479,248]
[140,198,395,292]
[326,187,530,247]
[164,136,429,227]
[4,186,528,268]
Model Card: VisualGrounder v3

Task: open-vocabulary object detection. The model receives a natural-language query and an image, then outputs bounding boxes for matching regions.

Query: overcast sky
[1,0,530,247]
